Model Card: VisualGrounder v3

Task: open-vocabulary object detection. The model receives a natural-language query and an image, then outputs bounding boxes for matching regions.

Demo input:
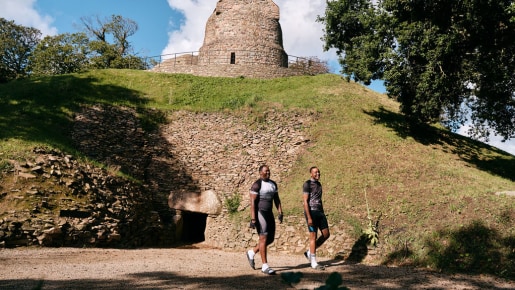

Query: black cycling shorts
[304,210,328,233]
[256,210,275,245]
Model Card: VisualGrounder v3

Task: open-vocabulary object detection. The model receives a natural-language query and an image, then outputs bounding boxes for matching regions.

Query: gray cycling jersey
[303,178,324,212]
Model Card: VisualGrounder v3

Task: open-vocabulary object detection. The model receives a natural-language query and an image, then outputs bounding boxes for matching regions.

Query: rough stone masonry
[0,105,369,259]
[151,0,324,78]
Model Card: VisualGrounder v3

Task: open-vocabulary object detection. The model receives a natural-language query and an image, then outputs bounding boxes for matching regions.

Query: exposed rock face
[161,110,313,205]
[0,105,314,248]
[0,148,172,248]
[0,105,364,258]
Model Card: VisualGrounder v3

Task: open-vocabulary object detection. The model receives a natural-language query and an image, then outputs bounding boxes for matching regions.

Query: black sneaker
[303,250,310,261]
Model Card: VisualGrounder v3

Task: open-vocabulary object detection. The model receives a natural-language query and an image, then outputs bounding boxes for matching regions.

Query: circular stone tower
[198,0,288,67]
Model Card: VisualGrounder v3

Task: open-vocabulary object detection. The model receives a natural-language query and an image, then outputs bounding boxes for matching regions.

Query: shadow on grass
[364,107,515,181]
[0,73,204,246]
[0,74,152,150]
[384,220,515,281]
[59,95,207,246]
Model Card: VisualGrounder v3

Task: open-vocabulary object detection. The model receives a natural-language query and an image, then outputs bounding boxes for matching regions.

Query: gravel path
[0,247,513,289]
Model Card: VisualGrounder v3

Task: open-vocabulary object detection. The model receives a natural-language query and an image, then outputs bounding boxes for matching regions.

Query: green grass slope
[1,69,514,279]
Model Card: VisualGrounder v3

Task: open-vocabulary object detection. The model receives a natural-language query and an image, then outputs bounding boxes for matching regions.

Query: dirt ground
[0,246,513,290]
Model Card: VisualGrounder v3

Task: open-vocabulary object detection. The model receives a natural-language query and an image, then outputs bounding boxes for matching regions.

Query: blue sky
[0,0,387,93]
[16,0,180,58]
[1,0,514,155]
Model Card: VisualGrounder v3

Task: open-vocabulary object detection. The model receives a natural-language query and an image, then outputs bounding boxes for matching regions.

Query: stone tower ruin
[198,0,288,67]
[150,0,324,78]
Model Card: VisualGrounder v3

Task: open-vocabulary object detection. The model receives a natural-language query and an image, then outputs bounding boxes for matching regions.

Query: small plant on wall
[225,193,241,214]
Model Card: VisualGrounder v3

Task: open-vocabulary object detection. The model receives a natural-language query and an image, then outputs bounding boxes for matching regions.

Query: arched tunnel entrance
[168,189,222,245]
[180,211,208,243]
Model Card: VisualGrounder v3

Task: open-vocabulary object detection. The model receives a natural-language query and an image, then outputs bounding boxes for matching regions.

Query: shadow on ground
[0,264,512,290]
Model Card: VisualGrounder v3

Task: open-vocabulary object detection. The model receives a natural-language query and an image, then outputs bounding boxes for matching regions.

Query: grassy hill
[1,69,514,279]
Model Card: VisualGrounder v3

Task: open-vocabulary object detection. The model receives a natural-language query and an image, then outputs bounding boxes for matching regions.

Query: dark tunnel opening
[181,211,208,243]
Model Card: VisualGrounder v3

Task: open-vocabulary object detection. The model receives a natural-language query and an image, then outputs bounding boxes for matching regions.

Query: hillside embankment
[0,105,369,262]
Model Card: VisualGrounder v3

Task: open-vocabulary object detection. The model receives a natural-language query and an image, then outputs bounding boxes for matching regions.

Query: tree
[87,39,119,69]
[0,18,41,82]
[289,56,330,75]
[318,0,515,141]
[106,15,138,56]
[28,32,90,76]
[80,15,143,69]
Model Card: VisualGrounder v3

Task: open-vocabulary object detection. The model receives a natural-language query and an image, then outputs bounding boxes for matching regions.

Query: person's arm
[273,192,282,214]
[274,192,283,223]
[303,192,312,226]
[249,192,257,222]
[249,180,261,223]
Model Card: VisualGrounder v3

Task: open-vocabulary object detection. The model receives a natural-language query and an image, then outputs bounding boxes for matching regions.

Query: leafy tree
[87,40,120,69]
[106,15,138,56]
[28,32,90,76]
[81,15,143,69]
[87,40,146,70]
[0,18,41,82]
[318,0,515,141]
[110,54,147,70]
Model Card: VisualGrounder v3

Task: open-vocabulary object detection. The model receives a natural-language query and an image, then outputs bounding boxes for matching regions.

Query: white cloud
[163,0,336,62]
[162,0,217,56]
[488,137,515,156]
[0,0,57,36]
[276,0,330,58]
[457,125,515,156]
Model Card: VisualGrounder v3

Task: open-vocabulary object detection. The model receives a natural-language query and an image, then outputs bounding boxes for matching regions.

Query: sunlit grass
[1,69,514,278]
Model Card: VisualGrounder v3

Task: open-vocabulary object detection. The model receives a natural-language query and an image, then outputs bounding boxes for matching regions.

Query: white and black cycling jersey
[250,178,278,212]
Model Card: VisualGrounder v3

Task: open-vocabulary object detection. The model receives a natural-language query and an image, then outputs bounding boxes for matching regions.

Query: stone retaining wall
[150,62,312,79]
[0,106,376,260]
[0,148,173,248]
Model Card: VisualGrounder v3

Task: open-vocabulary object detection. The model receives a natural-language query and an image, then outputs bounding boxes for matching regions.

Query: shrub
[225,193,241,214]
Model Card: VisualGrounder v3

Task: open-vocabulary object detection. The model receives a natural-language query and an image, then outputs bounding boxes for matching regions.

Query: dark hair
[259,165,268,172]
[309,166,318,173]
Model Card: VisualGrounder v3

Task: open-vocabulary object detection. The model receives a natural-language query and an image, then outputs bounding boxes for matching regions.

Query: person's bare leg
[253,244,259,255]
[259,235,267,264]
[259,235,275,274]
[316,228,330,249]
[309,231,323,268]
[309,228,329,269]
[309,231,317,255]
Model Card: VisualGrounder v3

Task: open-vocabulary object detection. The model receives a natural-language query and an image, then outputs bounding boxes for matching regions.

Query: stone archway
[168,190,222,244]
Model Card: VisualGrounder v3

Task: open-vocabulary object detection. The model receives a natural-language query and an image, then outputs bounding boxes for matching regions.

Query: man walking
[302,166,329,270]
[246,165,283,275]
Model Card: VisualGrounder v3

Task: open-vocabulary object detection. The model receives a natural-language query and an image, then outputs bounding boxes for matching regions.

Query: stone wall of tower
[150,60,310,79]
[150,0,326,78]
[198,0,288,67]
